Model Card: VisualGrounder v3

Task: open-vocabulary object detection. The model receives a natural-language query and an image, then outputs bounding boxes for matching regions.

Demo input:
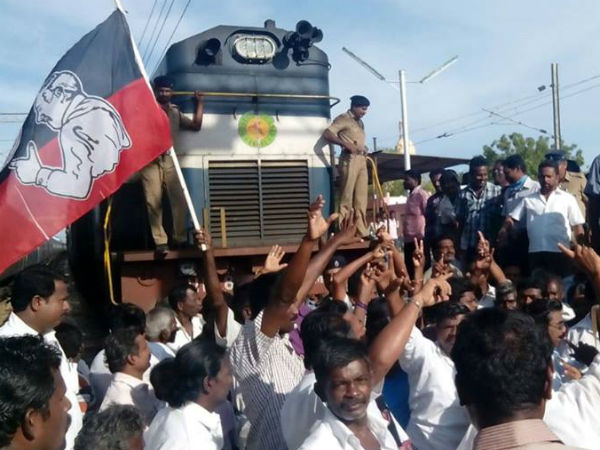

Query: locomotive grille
[208,160,310,245]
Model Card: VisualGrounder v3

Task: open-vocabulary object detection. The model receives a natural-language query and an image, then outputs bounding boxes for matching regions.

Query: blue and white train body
[154,19,336,247]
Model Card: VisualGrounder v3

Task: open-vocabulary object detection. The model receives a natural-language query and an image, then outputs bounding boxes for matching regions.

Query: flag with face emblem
[0,9,172,274]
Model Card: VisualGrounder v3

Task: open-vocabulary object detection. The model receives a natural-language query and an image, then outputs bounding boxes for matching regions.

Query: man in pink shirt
[403,170,430,277]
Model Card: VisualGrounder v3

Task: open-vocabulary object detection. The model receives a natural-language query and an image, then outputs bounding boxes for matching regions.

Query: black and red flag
[0,9,171,274]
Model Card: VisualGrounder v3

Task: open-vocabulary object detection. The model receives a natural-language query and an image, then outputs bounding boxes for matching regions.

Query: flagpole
[118,0,205,249]
[113,0,126,12]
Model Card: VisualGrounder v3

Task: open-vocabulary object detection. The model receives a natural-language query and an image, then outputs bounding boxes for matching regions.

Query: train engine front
[155,19,335,248]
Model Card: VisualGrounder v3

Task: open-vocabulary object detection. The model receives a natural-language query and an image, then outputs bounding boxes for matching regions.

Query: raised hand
[263,245,288,273]
[432,254,450,279]
[415,272,453,307]
[412,238,425,269]
[558,243,600,277]
[307,195,339,240]
[194,228,213,250]
[477,231,491,258]
[357,263,377,305]
[335,210,361,245]
[376,225,394,245]
[568,341,599,366]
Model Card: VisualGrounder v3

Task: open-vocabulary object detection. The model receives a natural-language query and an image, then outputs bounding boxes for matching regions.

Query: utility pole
[372,136,377,152]
[399,70,410,170]
[551,63,561,150]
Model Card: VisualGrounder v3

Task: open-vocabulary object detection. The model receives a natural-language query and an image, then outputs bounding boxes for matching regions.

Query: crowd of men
[2,84,600,450]
[2,149,600,450]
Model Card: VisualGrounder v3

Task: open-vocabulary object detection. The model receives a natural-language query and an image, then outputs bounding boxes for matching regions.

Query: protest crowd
[3,142,600,450]
[2,14,600,448]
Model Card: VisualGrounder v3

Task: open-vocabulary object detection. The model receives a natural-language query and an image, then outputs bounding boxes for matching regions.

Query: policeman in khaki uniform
[142,76,204,256]
[323,95,370,237]
[545,150,588,218]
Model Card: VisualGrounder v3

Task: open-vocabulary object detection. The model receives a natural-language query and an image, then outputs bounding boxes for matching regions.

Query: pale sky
[2,0,600,167]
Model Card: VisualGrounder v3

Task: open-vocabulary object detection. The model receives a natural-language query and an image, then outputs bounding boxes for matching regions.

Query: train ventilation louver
[208,160,310,246]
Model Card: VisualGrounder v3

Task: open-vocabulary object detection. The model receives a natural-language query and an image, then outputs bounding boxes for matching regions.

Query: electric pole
[551,63,561,149]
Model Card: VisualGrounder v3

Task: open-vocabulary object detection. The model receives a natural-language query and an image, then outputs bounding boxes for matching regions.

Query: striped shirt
[230,310,305,450]
[457,182,502,250]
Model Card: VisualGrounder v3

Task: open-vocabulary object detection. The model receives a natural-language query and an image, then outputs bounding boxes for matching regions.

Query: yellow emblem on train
[238,112,277,148]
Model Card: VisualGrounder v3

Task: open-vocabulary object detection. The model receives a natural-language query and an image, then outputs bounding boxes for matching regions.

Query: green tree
[482,133,584,177]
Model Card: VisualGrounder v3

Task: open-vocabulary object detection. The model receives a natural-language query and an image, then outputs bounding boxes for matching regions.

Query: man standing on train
[142,75,205,257]
[323,95,370,238]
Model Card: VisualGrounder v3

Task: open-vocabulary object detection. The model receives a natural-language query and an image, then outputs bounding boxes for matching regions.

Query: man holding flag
[0,7,175,278]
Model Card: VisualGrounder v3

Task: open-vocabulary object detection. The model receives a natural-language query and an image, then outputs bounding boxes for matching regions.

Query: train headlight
[233,35,276,63]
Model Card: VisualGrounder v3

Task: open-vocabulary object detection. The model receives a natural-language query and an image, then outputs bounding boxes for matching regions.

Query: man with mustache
[0,265,82,450]
[502,159,585,277]
[0,336,72,450]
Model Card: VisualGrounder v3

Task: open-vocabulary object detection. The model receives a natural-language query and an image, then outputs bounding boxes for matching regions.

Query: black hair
[518,277,545,293]
[11,265,67,313]
[301,309,351,370]
[347,266,366,298]
[525,298,563,327]
[312,337,370,386]
[538,159,559,174]
[55,322,83,359]
[469,155,488,171]
[430,301,469,326]
[151,339,226,408]
[504,154,527,173]
[108,303,146,335]
[365,297,390,347]
[0,336,62,448]
[153,75,173,89]
[74,405,144,450]
[104,328,141,374]
[452,309,553,422]
[405,169,422,185]
[434,234,456,250]
[231,282,252,324]
[449,278,476,304]
[167,285,197,312]
[440,169,459,185]
[317,299,349,316]
[248,272,282,319]
[430,168,444,179]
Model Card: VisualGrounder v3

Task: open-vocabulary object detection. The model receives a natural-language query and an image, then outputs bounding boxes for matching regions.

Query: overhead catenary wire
[144,0,177,68]
[410,71,600,136]
[415,82,600,144]
[142,0,168,63]
[151,0,193,75]
[138,0,159,49]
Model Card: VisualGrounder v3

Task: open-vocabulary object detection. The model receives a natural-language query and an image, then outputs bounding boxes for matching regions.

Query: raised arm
[558,243,600,301]
[277,195,337,305]
[194,228,229,337]
[294,213,360,303]
[179,92,204,131]
[369,274,453,385]
[331,244,380,301]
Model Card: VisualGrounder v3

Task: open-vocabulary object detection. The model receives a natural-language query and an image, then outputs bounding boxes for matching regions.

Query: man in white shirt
[167,284,205,353]
[396,301,471,450]
[299,337,408,450]
[230,195,359,450]
[89,303,151,406]
[0,265,82,450]
[0,336,71,450]
[100,328,162,425]
[504,159,585,277]
[146,306,178,361]
[452,308,589,450]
